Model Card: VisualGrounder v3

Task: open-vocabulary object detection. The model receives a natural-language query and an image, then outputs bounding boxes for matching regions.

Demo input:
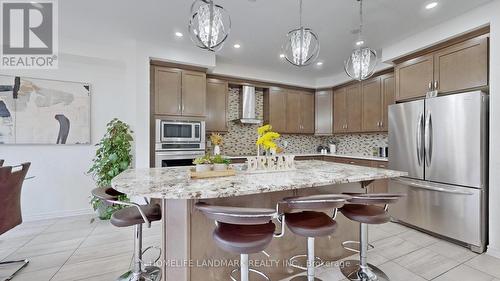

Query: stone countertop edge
[111,160,406,199]
[223,153,389,162]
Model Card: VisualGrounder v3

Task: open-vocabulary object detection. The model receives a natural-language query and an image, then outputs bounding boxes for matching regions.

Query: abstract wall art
[0,75,90,144]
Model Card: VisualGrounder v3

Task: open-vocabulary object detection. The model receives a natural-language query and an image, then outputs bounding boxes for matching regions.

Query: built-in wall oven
[155,119,205,167]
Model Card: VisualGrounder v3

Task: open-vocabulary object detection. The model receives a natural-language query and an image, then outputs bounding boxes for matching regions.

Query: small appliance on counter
[155,119,206,167]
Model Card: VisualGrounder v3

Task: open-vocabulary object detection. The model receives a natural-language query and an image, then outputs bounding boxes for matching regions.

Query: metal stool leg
[290,237,322,281]
[117,224,161,281]
[341,223,389,281]
[0,259,30,281]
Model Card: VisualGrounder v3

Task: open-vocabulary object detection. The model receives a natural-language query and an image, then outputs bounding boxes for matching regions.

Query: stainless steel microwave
[155,119,205,143]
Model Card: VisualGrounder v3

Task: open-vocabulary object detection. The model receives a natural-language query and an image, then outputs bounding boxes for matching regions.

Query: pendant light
[344,0,377,81]
[188,0,231,52]
[282,0,320,67]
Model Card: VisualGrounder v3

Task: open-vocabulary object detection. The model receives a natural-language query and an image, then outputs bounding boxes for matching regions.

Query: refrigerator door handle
[424,111,433,167]
[392,178,474,195]
[416,113,424,166]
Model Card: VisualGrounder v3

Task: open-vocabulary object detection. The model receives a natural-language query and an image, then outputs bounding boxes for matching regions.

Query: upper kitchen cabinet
[315,89,333,135]
[286,90,315,134]
[345,83,362,133]
[264,88,287,133]
[153,65,207,117]
[433,36,488,93]
[361,76,382,132]
[333,87,347,134]
[395,54,434,101]
[395,34,489,101]
[381,73,395,131]
[206,78,228,132]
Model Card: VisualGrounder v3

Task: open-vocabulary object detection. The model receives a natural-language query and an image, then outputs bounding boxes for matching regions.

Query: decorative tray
[189,168,236,179]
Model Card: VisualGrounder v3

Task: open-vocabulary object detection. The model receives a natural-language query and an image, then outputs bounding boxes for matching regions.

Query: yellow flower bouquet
[256,124,280,154]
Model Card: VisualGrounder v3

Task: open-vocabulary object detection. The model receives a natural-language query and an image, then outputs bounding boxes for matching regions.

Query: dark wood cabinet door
[155,67,182,115]
[395,54,434,101]
[361,77,382,132]
[266,88,288,133]
[346,84,362,132]
[300,92,315,134]
[381,74,395,131]
[434,36,488,93]
[181,70,206,117]
[286,90,302,133]
[206,79,228,132]
[333,88,347,133]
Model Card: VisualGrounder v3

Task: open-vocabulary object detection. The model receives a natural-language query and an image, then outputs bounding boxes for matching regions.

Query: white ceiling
[60,0,492,80]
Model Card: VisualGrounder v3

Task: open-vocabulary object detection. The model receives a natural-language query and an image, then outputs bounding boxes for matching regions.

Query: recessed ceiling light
[175,32,183,37]
[233,44,241,49]
[355,40,365,46]
[425,2,438,9]
[316,61,323,66]
[279,54,285,58]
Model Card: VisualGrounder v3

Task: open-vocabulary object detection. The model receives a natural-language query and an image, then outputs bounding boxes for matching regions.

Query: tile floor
[1,215,499,281]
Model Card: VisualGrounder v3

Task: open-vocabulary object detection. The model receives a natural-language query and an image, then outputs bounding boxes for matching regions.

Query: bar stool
[91,187,162,281]
[195,202,277,281]
[280,194,351,281]
[0,163,31,281]
[339,193,404,281]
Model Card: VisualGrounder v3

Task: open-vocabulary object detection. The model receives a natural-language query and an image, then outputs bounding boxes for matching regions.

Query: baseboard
[23,208,94,222]
[486,246,500,259]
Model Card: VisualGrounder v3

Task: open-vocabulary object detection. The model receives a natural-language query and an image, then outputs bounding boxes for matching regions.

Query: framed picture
[0,75,90,144]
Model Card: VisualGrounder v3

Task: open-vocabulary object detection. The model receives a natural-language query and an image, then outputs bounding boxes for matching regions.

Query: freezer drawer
[389,178,486,252]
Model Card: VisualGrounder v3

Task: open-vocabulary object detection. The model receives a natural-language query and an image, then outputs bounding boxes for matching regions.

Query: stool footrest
[342,241,374,253]
[230,268,270,281]
[288,254,324,271]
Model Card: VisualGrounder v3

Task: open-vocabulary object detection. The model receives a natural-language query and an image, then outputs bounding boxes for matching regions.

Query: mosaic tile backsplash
[208,87,388,157]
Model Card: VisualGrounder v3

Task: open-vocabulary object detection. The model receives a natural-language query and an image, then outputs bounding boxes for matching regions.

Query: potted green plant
[88,118,133,220]
[212,155,231,171]
[193,155,212,172]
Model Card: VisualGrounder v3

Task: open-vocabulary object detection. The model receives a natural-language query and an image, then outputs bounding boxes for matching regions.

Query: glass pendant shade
[282,0,320,67]
[345,47,377,81]
[188,0,231,52]
[283,27,320,66]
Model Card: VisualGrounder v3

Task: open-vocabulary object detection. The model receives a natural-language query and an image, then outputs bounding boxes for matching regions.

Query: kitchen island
[112,160,406,281]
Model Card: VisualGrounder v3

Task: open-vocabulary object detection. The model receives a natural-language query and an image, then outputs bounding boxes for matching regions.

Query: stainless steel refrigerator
[388,91,488,253]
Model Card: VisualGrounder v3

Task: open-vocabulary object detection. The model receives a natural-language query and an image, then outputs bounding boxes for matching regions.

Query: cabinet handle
[434,80,439,91]
[380,121,383,127]
[178,104,181,113]
[182,105,185,113]
[428,82,433,91]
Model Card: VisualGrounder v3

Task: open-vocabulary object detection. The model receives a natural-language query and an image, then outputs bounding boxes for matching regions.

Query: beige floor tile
[433,264,495,281]
[377,261,426,281]
[370,236,419,260]
[0,250,73,276]
[375,222,411,235]
[0,225,49,240]
[9,238,83,259]
[342,251,388,266]
[466,254,500,278]
[79,230,133,248]
[51,253,131,281]
[426,240,478,263]
[0,266,59,281]
[72,269,129,281]
[28,228,92,245]
[67,239,133,264]
[394,248,460,280]
[0,235,33,252]
[368,226,393,243]
[396,229,440,247]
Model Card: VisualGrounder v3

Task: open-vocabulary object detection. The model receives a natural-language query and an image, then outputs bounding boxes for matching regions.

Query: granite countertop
[224,153,388,162]
[111,160,405,199]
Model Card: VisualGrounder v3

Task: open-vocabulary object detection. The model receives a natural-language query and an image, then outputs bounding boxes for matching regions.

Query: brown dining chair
[0,163,31,280]
[0,159,4,166]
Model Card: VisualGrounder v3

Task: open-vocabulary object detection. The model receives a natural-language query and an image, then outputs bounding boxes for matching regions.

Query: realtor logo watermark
[0,0,58,69]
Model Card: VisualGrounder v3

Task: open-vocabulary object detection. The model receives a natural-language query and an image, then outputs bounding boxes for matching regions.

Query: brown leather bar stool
[91,187,162,281]
[0,163,31,281]
[280,194,350,281]
[195,202,277,281]
[340,193,405,281]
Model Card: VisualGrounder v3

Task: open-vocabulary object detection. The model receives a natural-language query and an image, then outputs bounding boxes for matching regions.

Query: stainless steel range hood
[233,85,262,125]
